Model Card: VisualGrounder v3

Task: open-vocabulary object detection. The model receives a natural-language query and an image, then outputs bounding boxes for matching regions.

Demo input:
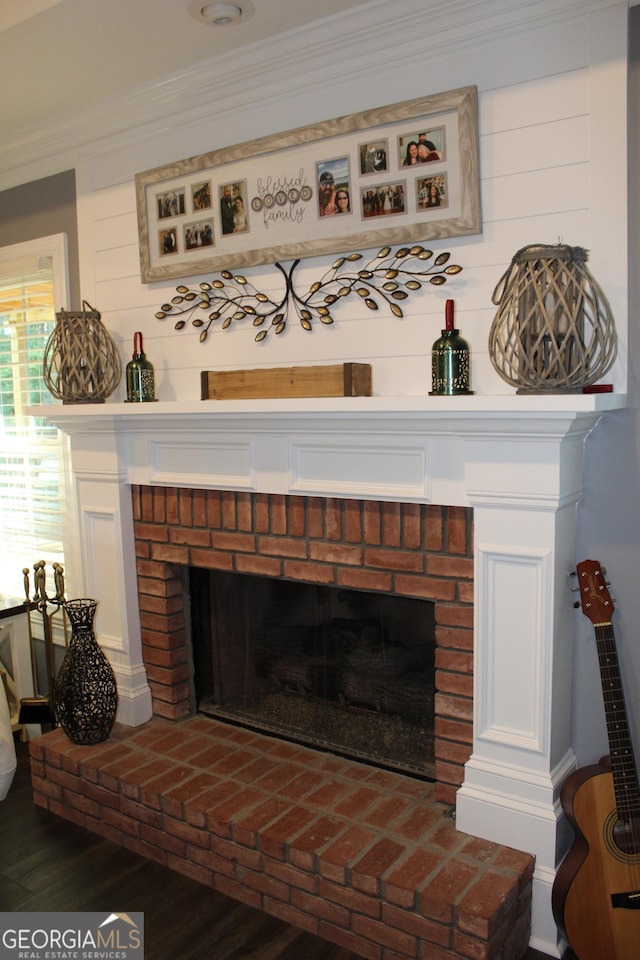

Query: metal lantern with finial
[488,243,617,393]
[126,331,156,402]
[429,299,473,396]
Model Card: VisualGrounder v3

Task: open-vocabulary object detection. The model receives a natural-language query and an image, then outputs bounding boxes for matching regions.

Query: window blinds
[0,257,70,599]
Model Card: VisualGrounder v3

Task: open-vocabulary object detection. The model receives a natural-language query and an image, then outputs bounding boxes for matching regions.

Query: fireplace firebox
[130,488,474,801]
[190,568,436,778]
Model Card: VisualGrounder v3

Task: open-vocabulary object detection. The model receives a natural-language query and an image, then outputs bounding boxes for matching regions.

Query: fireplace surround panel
[34,395,622,954]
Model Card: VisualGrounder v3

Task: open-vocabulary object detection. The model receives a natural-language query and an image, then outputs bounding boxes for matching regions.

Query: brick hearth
[30,717,534,960]
[132,486,474,803]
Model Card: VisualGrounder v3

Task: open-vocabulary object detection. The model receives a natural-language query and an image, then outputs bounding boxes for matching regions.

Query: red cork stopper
[445,299,454,332]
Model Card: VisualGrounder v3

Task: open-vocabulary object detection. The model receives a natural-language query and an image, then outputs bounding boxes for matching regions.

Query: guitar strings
[596,622,640,898]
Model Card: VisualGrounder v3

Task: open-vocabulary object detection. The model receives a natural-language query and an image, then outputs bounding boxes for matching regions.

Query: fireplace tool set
[17,560,68,728]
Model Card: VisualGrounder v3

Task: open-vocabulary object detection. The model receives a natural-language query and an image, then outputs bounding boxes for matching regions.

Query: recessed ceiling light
[188,0,255,27]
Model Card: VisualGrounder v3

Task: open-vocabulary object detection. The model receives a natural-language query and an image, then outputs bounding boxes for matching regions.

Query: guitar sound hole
[612,817,640,856]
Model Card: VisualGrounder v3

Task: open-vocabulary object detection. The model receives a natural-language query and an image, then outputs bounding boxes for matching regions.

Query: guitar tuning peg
[573,601,581,608]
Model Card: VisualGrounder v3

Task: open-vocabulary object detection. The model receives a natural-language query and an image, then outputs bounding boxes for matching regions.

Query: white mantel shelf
[31,392,625,417]
[33,391,625,509]
[30,391,626,438]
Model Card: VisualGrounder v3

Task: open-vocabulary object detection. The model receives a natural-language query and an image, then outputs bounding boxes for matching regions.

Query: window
[0,234,72,599]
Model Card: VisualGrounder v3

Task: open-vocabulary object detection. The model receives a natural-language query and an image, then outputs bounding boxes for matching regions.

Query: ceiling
[0,0,373,138]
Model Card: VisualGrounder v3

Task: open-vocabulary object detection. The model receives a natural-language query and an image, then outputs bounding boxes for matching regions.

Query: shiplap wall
[71,0,628,403]
[2,0,630,772]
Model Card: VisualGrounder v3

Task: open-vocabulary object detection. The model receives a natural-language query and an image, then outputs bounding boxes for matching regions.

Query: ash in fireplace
[201,683,435,780]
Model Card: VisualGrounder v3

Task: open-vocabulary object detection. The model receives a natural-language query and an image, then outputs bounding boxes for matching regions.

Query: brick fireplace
[132,487,473,803]
[31,393,622,956]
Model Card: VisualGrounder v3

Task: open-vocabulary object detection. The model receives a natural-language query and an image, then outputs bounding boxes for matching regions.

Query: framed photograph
[399,127,446,167]
[361,181,406,218]
[219,180,249,236]
[191,180,212,210]
[359,139,389,175]
[417,174,448,210]
[316,157,351,217]
[135,85,481,283]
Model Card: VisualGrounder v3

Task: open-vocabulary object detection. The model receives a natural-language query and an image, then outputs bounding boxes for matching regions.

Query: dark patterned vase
[54,598,118,744]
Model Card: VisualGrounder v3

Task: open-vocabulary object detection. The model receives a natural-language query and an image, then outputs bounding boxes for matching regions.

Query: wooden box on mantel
[201,363,372,400]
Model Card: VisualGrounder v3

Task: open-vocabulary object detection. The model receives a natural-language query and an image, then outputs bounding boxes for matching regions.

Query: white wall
[69,0,628,408]
[1,0,632,770]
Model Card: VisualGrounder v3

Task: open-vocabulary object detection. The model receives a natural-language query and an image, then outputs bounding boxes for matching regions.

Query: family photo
[219,181,249,235]
[361,182,405,218]
[417,175,447,209]
[192,180,212,210]
[159,226,177,255]
[157,188,186,219]
[359,140,389,175]
[316,158,351,217]
[399,127,445,166]
[184,219,214,249]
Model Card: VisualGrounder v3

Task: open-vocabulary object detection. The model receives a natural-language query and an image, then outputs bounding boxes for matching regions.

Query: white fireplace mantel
[35,391,623,503]
[34,392,624,957]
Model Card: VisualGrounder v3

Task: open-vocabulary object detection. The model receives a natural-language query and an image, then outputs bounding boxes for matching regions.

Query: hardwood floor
[1,738,559,959]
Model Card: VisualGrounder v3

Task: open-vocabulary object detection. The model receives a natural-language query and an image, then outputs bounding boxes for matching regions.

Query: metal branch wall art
[154,245,463,344]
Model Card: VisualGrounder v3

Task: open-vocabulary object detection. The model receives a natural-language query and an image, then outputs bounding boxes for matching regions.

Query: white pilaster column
[455,423,589,957]
[66,424,152,726]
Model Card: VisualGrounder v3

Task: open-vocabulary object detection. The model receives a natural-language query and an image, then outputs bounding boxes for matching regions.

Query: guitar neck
[595,622,640,820]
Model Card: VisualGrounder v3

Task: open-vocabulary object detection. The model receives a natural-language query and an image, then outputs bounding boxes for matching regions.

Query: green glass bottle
[429,299,473,396]
[126,331,156,402]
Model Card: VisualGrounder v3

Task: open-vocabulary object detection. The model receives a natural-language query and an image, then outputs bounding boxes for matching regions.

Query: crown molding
[0,0,624,191]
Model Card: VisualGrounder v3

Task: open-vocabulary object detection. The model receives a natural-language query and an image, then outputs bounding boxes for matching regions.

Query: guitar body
[553,758,640,959]
[555,560,640,957]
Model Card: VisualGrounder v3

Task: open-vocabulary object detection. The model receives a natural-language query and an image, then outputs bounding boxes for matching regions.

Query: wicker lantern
[488,244,617,393]
[43,301,121,404]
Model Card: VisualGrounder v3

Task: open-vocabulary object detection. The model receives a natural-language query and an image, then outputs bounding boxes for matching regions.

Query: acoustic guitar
[552,559,640,959]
